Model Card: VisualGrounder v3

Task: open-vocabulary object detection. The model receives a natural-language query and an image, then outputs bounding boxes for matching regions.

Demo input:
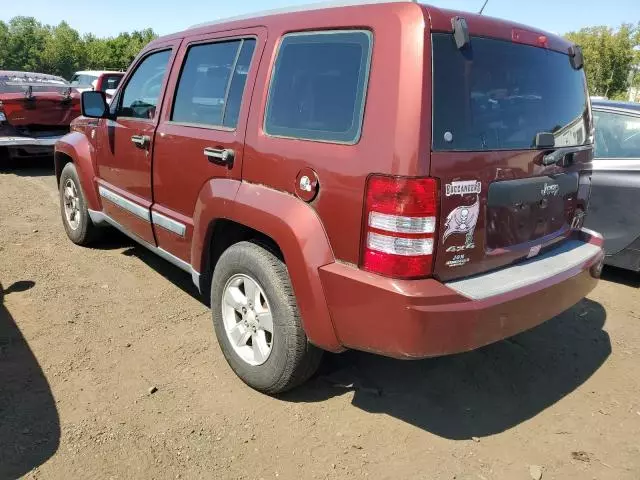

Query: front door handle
[131,135,150,149]
[204,147,234,166]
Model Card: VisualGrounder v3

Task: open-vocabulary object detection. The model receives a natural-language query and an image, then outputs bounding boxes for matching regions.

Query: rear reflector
[367,232,434,256]
[361,176,439,279]
[368,212,436,234]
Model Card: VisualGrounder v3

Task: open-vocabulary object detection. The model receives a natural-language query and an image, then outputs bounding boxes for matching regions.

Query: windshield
[432,34,590,151]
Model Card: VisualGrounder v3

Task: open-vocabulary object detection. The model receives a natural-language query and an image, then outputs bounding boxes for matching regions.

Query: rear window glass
[70,74,98,87]
[432,34,590,151]
[264,30,372,144]
[100,75,123,92]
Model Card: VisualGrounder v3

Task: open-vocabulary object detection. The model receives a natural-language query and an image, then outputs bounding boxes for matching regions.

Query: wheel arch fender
[55,132,100,210]
[191,180,342,352]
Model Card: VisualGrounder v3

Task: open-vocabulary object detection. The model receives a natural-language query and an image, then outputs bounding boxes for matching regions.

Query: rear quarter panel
[241,2,431,265]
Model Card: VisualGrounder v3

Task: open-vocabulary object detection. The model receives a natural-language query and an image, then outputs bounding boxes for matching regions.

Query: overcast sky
[1,0,638,37]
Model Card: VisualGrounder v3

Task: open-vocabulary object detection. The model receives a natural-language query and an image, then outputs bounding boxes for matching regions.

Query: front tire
[211,241,323,393]
[59,162,97,245]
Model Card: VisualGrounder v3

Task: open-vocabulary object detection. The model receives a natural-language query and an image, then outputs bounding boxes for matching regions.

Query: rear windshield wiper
[535,132,591,166]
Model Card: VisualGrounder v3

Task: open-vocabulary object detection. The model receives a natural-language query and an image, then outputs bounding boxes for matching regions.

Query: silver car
[585,99,640,271]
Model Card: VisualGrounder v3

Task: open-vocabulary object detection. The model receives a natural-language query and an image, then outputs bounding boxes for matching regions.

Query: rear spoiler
[5,82,75,100]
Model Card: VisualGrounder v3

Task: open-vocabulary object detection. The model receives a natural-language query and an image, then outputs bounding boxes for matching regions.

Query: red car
[0,71,81,164]
[56,0,604,393]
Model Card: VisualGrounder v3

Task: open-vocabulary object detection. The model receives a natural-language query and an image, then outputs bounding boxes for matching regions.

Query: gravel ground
[1,159,639,480]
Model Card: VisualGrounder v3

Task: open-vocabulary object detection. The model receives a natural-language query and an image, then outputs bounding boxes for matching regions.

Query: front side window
[118,50,171,120]
[593,110,640,158]
[432,34,590,151]
[172,39,256,128]
[265,30,372,144]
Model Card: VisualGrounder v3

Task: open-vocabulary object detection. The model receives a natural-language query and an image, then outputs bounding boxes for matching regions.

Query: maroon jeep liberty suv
[55,0,604,393]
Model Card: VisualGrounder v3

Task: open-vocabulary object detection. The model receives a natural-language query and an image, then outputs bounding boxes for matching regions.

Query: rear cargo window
[265,30,372,144]
[432,34,590,151]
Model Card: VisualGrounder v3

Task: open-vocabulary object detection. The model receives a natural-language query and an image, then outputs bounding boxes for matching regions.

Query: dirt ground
[0,159,639,480]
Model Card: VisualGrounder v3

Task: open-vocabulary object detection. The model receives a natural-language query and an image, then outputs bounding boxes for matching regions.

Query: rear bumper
[0,135,64,148]
[319,229,604,359]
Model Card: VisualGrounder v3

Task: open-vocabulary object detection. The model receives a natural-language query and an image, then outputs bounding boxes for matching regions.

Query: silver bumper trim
[446,240,602,300]
[0,135,65,147]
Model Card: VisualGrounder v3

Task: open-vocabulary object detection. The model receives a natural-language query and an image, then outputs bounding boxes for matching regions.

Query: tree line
[566,23,640,99]
[0,17,157,80]
[0,16,639,99]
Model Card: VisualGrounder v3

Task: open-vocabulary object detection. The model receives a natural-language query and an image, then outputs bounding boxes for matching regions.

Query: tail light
[0,102,6,123]
[361,175,439,279]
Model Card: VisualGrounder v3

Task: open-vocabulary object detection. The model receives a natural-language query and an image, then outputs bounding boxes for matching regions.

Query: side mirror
[81,91,109,118]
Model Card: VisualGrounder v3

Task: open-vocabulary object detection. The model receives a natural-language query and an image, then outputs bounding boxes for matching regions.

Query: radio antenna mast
[479,0,489,14]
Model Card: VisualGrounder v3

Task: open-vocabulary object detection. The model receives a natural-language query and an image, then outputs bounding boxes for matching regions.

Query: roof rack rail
[189,0,418,29]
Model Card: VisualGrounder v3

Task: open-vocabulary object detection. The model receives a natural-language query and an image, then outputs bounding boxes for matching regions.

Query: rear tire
[59,162,97,245]
[211,241,323,393]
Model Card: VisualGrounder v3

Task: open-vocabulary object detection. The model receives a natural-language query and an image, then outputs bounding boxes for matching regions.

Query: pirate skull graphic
[443,196,480,248]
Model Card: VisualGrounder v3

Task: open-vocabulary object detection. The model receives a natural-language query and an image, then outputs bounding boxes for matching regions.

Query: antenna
[479,0,489,14]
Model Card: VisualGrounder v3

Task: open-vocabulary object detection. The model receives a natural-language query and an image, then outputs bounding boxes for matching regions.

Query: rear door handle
[204,147,234,166]
[131,135,150,149]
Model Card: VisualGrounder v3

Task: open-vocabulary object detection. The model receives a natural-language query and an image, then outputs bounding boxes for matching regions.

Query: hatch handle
[542,145,591,166]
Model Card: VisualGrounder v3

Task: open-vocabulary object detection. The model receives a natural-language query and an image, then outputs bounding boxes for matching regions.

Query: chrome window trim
[151,210,187,237]
[98,185,151,222]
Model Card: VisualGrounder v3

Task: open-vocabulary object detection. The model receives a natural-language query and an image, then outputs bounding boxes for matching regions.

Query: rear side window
[432,34,590,151]
[265,30,372,144]
[593,110,640,158]
[118,50,172,120]
[172,39,256,128]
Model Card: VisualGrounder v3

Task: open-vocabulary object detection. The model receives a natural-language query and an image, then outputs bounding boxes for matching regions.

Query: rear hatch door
[428,29,593,281]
